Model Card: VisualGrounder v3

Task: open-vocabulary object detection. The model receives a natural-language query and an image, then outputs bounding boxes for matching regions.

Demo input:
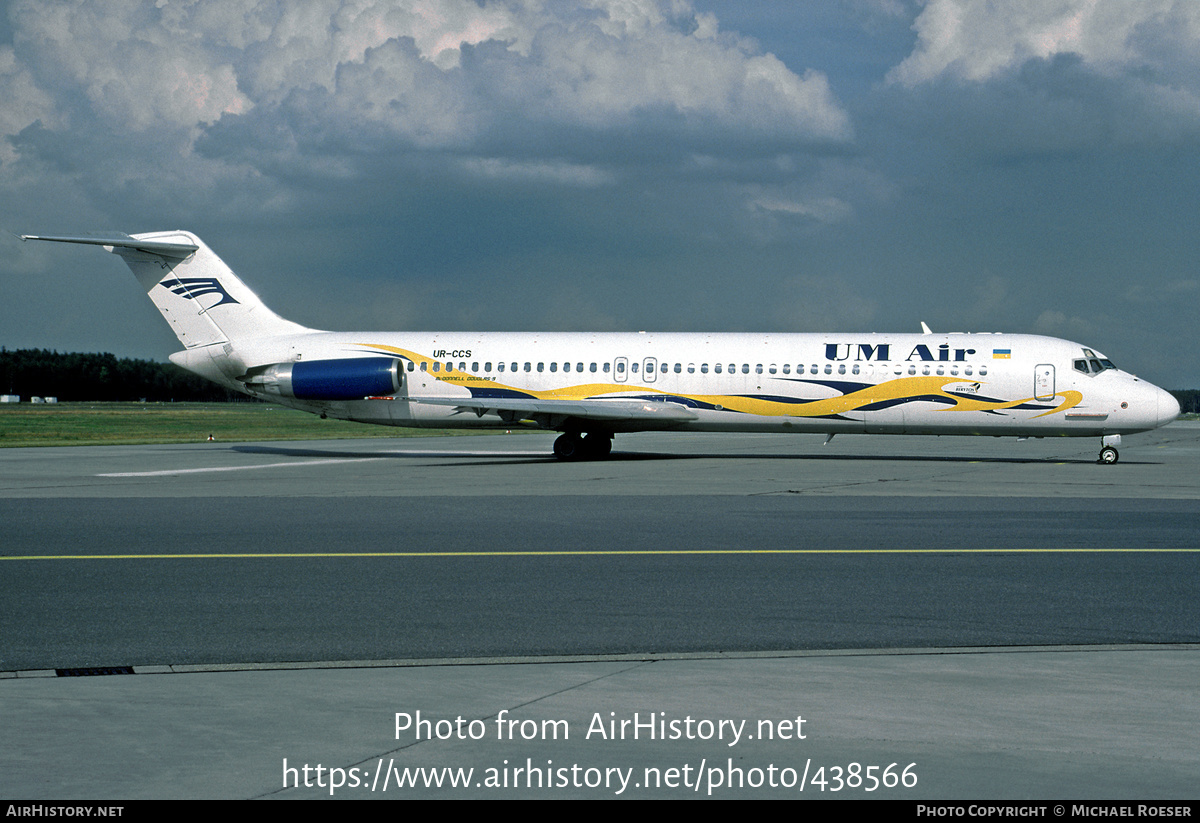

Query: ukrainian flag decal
[993,348,1011,359]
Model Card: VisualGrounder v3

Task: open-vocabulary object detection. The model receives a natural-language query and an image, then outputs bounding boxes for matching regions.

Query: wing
[409,396,699,428]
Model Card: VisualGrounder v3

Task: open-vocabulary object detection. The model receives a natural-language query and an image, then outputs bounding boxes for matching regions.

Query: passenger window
[824,364,832,375]
[950,365,958,375]
[907,365,916,375]
[964,366,973,376]
[701,364,709,374]
[407,361,415,372]
[631,363,638,373]
[473,362,480,372]
[782,364,790,374]
[577,363,584,373]
[458,362,465,372]
[768,364,777,374]
[852,364,860,375]
[432,362,441,373]
[550,362,557,372]
[603,363,610,373]
[922,365,930,375]
[420,362,428,372]
[715,363,723,374]
[524,362,531,372]
[979,366,987,376]
[838,364,846,375]
[688,364,695,374]
[590,363,597,373]
[498,362,505,372]
[617,362,625,374]
[675,363,682,374]
[537,363,544,372]
[742,364,749,374]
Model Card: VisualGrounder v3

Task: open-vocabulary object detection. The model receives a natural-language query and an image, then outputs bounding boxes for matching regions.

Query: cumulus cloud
[889,0,1200,87]
[0,45,57,165]
[2,0,852,178]
[880,1,1200,154]
[10,0,251,133]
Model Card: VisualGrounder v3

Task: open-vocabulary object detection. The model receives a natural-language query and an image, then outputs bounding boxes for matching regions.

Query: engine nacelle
[242,358,403,400]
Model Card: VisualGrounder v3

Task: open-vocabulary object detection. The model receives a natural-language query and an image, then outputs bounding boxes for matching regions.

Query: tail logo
[159,277,239,307]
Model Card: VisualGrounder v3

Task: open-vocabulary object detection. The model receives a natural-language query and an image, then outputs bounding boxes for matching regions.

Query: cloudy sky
[2,0,1198,387]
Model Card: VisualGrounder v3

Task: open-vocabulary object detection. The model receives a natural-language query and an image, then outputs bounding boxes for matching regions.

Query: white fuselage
[194,330,1178,438]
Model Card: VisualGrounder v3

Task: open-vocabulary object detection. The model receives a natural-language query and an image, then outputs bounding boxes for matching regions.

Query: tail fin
[21,230,309,348]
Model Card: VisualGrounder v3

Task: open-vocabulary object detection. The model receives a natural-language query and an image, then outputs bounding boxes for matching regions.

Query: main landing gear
[553,431,613,461]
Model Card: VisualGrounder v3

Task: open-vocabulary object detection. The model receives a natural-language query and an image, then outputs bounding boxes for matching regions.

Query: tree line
[2,347,1199,412]
[0,349,243,402]
[1171,390,1200,415]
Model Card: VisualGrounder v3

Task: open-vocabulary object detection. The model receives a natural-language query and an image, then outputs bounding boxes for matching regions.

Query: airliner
[21,230,1180,463]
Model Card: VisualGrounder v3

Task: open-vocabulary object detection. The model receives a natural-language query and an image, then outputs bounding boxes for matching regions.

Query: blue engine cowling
[245,358,403,400]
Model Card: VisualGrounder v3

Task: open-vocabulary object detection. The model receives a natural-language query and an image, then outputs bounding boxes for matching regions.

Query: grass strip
[0,402,512,447]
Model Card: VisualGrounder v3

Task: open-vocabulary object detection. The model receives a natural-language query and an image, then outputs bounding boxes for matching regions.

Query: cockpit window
[1076,350,1117,375]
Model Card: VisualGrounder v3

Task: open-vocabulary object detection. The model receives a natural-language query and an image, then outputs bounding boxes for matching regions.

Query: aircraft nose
[1158,387,1181,427]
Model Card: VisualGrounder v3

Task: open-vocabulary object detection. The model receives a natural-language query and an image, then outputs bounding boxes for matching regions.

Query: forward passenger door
[1035,365,1055,401]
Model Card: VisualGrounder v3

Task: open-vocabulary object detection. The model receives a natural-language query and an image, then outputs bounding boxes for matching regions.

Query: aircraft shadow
[230,444,1131,466]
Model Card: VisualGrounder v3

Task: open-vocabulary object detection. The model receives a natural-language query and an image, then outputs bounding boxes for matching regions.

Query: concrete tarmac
[2,423,1199,799]
[4,646,1198,800]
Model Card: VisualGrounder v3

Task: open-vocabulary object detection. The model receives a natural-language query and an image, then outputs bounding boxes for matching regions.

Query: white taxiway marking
[96,451,548,477]
[98,458,387,476]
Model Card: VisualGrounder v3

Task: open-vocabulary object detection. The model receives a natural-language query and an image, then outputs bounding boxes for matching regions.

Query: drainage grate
[55,666,136,677]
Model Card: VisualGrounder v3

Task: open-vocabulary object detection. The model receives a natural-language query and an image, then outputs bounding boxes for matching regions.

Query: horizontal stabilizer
[21,233,198,259]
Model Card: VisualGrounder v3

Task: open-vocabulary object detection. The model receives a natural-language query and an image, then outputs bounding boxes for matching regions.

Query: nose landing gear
[1098,434,1121,464]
